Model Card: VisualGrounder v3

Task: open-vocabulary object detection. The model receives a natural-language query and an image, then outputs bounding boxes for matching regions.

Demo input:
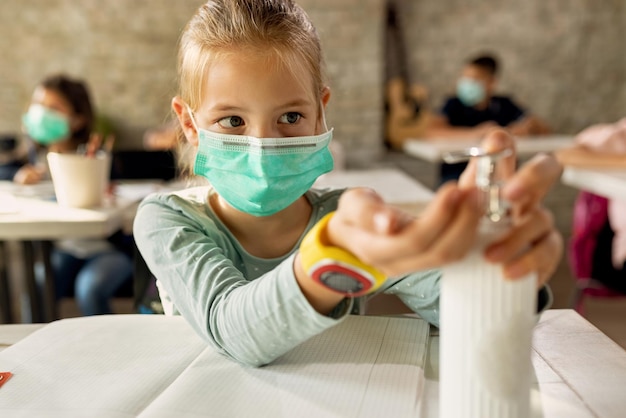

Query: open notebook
[0,314,430,417]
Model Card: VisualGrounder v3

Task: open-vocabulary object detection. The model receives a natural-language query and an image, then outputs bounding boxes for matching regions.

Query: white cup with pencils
[47,135,113,208]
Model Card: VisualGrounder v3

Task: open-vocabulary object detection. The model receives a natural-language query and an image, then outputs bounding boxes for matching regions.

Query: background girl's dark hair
[40,74,94,145]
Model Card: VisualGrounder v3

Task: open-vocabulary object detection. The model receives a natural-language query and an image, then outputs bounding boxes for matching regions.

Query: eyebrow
[277,99,314,109]
[209,104,245,113]
[209,98,314,113]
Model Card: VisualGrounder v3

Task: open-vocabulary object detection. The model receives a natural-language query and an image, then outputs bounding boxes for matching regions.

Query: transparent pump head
[443,147,513,223]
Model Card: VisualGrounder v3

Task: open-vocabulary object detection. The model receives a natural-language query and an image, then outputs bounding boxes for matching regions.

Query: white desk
[0,181,156,323]
[315,168,434,214]
[0,323,44,353]
[561,167,626,202]
[1,310,624,417]
[403,135,574,163]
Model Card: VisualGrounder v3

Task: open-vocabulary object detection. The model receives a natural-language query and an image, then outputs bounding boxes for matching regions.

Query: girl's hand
[327,183,484,277]
[484,204,562,288]
[461,129,564,287]
[327,129,563,288]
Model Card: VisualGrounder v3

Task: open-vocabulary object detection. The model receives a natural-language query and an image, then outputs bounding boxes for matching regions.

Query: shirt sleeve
[375,270,552,328]
[440,97,457,118]
[133,195,352,367]
[379,269,442,326]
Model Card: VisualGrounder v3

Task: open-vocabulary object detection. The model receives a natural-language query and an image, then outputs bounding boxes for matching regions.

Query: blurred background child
[426,54,552,183]
[18,74,134,316]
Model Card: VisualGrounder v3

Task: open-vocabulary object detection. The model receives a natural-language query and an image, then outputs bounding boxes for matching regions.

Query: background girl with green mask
[134,0,563,367]
[14,74,93,184]
[12,73,134,318]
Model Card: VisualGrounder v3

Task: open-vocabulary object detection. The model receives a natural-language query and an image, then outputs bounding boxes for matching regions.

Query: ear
[316,87,332,133]
[172,96,199,146]
[321,86,331,109]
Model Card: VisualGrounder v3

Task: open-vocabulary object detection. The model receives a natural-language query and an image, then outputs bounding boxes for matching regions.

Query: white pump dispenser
[439,148,537,418]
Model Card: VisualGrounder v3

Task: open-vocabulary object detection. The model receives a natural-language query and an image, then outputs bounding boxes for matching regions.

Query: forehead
[199,49,317,110]
[462,64,493,80]
[31,86,73,114]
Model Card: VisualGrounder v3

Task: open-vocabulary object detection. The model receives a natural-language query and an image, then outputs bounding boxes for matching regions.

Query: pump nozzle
[443,147,513,222]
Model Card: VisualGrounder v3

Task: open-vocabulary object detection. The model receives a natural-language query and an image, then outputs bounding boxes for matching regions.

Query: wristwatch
[300,212,387,297]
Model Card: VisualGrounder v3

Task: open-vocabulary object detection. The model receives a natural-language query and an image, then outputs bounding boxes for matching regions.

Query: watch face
[319,270,365,294]
[310,261,375,296]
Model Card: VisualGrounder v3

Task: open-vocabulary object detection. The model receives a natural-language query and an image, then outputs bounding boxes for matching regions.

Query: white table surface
[0,181,140,240]
[0,170,431,241]
[0,323,44,353]
[421,309,626,417]
[0,180,170,323]
[561,167,626,202]
[403,135,574,163]
[314,168,433,214]
[1,310,624,417]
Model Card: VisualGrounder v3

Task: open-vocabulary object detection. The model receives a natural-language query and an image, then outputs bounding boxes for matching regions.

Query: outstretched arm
[295,130,563,314]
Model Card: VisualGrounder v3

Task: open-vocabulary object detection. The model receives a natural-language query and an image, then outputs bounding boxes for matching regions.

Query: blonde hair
[175,0,327,174]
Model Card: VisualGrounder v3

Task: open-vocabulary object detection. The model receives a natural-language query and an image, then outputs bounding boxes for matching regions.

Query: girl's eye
[217,116,244,128]
[279,112,301,124]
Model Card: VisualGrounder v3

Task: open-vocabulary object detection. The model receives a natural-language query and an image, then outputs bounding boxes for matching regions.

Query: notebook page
[139,315,429,418]
[0,315,205,418]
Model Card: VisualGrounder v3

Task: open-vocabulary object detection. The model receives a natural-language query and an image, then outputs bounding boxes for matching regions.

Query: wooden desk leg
[39,241,58,322]
[22,241,42,323]
[0,241,14,324]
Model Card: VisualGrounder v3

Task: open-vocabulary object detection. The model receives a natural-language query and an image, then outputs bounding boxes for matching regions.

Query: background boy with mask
[426,54,551,184]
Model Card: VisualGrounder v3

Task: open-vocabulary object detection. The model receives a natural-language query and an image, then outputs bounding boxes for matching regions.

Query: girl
[18,74,133,316]
[16,75,95,184]
[133,0,562,366]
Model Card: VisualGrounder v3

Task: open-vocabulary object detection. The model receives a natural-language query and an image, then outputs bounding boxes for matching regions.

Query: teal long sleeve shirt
[133,186,443,366]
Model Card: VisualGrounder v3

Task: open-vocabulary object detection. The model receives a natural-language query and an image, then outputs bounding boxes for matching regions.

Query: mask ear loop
[319,102,330,134]
[184,103,200,133]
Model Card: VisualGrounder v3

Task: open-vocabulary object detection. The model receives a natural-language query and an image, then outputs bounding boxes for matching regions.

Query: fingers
[410,182,465,245]
[484,207,563,287]
[484,208,553,264]
[499,230,563,287]
[459,129,517,188]
[375,186,483,274]
[328,184,484,276]
[332,188,411,235]
[416,186,481,263]
[502,152,563,213]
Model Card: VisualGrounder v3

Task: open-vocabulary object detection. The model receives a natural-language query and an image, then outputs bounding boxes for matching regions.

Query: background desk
[0,181,150,323]
[403,135,574,163]
[561,167,626,201]
[315,168,434,215]
[1,310,624,417]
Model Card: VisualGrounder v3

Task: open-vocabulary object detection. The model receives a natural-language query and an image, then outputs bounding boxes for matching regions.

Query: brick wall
[0,0,385,166]
[0,1,623,168]
[400,0,626,135]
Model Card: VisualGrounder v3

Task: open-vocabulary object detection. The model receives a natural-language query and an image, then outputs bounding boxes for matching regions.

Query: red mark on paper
[0,372,12,388]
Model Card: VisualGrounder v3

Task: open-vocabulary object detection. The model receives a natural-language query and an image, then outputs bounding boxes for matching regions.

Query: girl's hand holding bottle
[326,130,563,287]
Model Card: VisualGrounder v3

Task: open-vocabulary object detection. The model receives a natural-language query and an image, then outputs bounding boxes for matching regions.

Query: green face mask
[456,77,486,107]
[22,104,71,145]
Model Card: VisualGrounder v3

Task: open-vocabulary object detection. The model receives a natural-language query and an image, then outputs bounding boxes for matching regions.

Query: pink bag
[568,191,609,280]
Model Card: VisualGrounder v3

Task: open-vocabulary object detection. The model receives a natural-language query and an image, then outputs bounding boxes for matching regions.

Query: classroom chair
[110,150,176,315]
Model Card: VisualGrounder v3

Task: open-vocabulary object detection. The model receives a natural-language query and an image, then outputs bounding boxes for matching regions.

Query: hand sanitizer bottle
[439,148,537,418]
